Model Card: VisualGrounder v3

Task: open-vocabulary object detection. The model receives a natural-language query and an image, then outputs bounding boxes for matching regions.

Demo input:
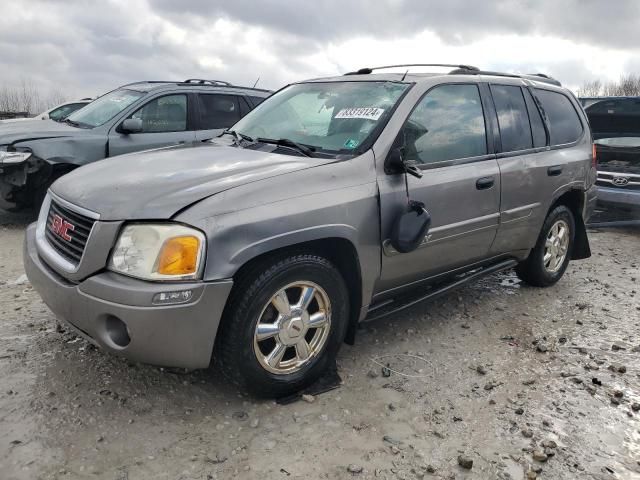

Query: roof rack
[182,79,233,86]
[345,64,480,75]
[449,67,562,86]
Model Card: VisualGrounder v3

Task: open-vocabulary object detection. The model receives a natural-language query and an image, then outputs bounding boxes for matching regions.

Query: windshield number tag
[335,107,384,121]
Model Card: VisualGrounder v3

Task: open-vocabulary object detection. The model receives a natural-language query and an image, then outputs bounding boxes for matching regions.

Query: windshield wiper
[64,118,81,128]
[256,137,315,157]
[221,129,255,145]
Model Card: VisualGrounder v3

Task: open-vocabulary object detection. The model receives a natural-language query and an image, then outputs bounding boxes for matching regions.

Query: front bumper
[597,186,640,211]
[24,223,233,369]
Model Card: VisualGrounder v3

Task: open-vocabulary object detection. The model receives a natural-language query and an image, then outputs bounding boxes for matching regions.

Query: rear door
[377,83,501,292]
[490,85,586,254]
[108,93,196,157]
[193,93,247,142]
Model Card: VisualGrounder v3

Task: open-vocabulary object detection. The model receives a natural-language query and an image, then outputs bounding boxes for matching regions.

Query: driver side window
[130,94,187,133]
[402,84,487,165]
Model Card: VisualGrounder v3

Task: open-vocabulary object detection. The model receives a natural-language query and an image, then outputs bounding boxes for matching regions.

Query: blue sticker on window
[344,139,359,149]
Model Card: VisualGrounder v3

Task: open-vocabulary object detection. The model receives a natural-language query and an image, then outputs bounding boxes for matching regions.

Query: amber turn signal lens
[156,236,200,276]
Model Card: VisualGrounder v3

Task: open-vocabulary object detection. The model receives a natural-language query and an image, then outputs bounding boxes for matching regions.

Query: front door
[108,93,196,157]
[377,83,501,294]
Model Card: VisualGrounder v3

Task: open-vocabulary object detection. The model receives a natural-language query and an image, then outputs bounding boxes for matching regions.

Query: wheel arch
[548,188,591,260]
[228,235,364,347]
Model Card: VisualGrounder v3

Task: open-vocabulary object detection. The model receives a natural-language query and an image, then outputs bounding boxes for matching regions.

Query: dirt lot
[0,214,639,480]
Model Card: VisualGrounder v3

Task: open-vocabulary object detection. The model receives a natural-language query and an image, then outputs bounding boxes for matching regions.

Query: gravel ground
[0,213,639,480]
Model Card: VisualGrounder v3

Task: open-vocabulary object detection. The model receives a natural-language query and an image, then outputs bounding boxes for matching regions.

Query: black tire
[215,254,349,398]
[516,205,575,287]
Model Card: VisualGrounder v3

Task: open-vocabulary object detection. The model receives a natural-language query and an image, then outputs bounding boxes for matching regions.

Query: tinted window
[523,89,547,147]
[491,85,532,152]
[402,84,486,164]
[131,94,187,133]
[198,94,241,129]
[535,89,583,145]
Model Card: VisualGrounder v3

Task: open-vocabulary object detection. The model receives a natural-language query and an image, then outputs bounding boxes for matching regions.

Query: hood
[0,119,82,146]
[52,143,335,220]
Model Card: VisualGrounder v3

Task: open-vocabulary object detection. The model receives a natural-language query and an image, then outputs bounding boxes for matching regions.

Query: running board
[365,259,518,322]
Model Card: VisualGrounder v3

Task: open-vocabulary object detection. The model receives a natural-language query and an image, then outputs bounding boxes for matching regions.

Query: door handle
[547,165,563,176]
[476,176,495,190]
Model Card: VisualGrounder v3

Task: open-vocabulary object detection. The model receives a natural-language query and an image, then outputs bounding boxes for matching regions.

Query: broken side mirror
[121,118,143,134]
[384,132,423,179]
[390,200,432,253]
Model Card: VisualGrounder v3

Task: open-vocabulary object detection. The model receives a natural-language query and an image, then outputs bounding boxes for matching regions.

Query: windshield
[232,81,409,154]
[66,89,144,128]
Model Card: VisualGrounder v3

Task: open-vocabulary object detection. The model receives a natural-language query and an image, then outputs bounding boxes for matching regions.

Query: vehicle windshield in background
[66,89,144,128]
[585,97,640,175]
[49,103,88,121]
[232,81,409,154]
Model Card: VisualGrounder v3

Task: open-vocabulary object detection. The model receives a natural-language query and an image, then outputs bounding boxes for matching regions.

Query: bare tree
[577,79,602,97]
[0,79,70,116]
[577,74,640,98]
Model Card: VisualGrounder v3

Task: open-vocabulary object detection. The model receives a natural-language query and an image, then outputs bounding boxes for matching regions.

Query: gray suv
[24,64,597,397]
[0,79,270,210]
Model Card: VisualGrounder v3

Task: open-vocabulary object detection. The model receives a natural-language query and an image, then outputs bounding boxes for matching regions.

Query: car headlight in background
[109,224,206,281]
[0,150,32,164]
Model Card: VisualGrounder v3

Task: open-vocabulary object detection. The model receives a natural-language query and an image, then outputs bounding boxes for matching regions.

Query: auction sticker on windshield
[335,107,385,121]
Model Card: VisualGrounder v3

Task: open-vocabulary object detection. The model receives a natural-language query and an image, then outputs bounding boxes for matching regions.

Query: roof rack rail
[345,64,480,75]
[183,79,233,86]
[449,67,562,86]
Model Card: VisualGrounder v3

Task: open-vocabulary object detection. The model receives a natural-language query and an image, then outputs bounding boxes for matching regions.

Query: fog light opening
[105,315,131,348]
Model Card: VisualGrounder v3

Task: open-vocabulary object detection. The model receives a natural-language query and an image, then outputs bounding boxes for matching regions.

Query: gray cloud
[0,0,639,105]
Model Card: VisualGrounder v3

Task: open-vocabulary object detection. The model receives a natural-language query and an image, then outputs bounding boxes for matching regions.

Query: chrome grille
[45,200,96,265]
[596,171,640,191]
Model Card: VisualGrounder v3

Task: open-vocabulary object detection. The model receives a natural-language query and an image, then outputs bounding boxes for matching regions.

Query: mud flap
[572,214,591,260]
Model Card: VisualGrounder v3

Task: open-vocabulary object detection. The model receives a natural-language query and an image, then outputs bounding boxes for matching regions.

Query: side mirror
[390,201,432,253]
[121,118,143,134]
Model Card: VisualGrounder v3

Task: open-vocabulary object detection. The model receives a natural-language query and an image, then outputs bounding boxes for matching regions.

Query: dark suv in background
[581,96,640,214]
[0,79,270,210]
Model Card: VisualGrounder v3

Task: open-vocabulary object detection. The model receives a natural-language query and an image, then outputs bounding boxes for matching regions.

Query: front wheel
[516,205,575,287]
[215,254,349,398]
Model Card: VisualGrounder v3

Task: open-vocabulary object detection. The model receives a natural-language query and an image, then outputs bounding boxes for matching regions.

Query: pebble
[457,455,473,469]
[232,411,248,421]
[367,369,379,378]
[301,394,315,403]
[515,407,524,415]
[608,364,626,374]
[612,343,626,351]
[541,440,557,449]
[347,464,363,474]
[631,403,640,412]
[250,418,260,428]
[527,471,538,479]
[381,366,392,377]
[522,429,534,438]
[476,365,487,375]
[537,343,549,353]
[532,450,548,462]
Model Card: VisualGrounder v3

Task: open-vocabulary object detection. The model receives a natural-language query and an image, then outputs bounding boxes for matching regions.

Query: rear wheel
[516,205,575,287]
[215,254,349,398]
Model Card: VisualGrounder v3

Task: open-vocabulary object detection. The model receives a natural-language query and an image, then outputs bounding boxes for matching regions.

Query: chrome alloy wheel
[253,281,331,375]
[543,219,570,273]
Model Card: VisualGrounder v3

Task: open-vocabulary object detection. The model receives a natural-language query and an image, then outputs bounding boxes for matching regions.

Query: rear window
[534,89,583,145]
[490,85,533,152]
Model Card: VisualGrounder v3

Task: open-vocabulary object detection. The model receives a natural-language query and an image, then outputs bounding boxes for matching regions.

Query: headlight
[0,151,32,164]
[108,224,206,281]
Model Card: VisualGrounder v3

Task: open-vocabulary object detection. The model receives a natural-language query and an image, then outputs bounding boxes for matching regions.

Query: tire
[215,254,349,398]
[516,205,575,287]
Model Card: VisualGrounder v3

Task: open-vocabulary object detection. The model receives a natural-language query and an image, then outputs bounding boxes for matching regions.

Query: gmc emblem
[51,214,75,242]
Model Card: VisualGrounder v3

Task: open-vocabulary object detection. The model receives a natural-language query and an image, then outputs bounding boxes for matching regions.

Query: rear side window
[198,94,241,129]
[490,85,532,152]
[523,89,547,147]
[534,89,583,145]
[402,84,487,165]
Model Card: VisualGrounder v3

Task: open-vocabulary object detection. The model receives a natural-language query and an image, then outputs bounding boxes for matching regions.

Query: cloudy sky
[2,0,640,101]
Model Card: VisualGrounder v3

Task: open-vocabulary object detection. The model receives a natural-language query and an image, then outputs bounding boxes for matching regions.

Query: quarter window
[402,84,487,164]
[491,85,533,152]
[534,89,583,145]
[198,94,241,129]
[130,94,187,133]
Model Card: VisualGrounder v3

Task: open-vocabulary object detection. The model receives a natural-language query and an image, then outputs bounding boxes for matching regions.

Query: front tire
[516,205,575,287]
[215,254,349,398]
